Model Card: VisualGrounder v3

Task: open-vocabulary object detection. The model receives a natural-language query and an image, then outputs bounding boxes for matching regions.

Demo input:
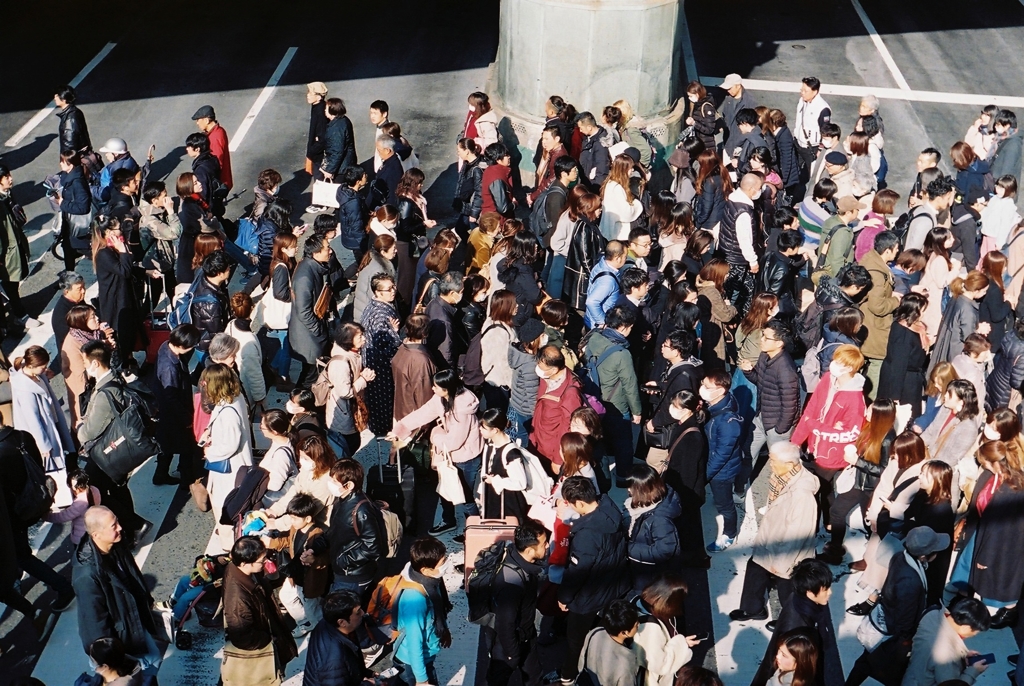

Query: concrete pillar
[494,0,682,121]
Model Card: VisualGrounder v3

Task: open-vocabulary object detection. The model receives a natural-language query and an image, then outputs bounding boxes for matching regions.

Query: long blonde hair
[601,155,635,203]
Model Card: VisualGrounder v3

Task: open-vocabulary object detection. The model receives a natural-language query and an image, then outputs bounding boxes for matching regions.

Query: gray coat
[11,369,75,467]
[289,258,331,364]
[721,88,757,148]
[927,295,979,376]
[507,344,540,416]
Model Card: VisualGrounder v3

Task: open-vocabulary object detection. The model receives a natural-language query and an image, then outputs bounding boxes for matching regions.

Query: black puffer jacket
[497,258,543,327]
[191,152,221,206]
[454,156,485,219]
[627,488,682,590]
[72,535,155,655]
[321,492,387,585]
[336,185,367,251]
[191,275,230,352]
[558,495,630,614]
[688,96,718,151]
[322,116,357,176]
[744,350,801,434]
[694,175,726,230]
[987,328,1024,411]
[774,125,800,188]
[60,166,93,215]
[57,104,91,153]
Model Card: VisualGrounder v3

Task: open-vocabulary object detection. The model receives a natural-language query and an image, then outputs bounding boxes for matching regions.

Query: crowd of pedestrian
[2,73,1024,686]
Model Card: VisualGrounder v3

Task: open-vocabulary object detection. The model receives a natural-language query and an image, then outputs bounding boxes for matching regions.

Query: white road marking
[4,43,117,148]
[847,0,912,91]
[229,47,298,152]
[700,76,1024,108]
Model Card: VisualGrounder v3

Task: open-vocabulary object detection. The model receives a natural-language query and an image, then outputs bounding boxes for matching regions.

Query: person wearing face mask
[950,334,993,412]
[505,319,546,447]
[320,458,387,597]
[683,81,717,152]
[660,390,710,567]
[391,536,454,686]
[286,389,326,442]
[792,344,867,529]
[478,409,530,521]
[643,330,702,472]
[701,371,744,553]
[530,345,584,469]
[267,434,337,522]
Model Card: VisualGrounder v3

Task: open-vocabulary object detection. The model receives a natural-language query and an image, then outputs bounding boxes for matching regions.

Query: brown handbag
[345,357,370,433]
[313,283,333,320]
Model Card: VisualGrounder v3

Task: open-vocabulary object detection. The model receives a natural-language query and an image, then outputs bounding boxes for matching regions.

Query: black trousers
[296,360,320,389]
[739,558,793,615]
[85,459,144,532]
[482,626,539,686]
[830,487,872,549]
[805,461,841,531]
[796,144,819,184]
[1,280,26,319]
[562,610,597,680]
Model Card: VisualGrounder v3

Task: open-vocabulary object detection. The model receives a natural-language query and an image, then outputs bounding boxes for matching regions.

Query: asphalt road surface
[2,0,1023,683]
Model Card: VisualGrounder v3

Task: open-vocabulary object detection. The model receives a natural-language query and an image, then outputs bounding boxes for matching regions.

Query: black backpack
[462,323,502,387]
[11,432,56,526]
[221,465,271,526]
[85,380,162,485]
[530,183,567,245]
[891,206,931,243]
[466,541,525,625]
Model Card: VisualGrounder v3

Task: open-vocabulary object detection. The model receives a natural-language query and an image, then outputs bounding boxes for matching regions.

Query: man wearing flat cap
[193,105,232,190]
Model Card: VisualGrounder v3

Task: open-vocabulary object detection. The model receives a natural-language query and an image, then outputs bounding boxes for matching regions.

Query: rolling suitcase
[366,439,415,528]
[463,498,518,590]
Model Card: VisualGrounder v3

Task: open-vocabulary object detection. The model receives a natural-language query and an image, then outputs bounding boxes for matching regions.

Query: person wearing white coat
[225,313,267,408]
[199,364,253,552]
[632,582,698,686]
[600,179,643,241]
[11,351,76,505]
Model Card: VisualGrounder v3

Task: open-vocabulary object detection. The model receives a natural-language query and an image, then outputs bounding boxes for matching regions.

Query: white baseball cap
[721,73,743,89]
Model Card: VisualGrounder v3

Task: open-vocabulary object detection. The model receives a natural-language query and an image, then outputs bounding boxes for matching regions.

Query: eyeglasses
[761,333,779,342]
[376,286,396,293]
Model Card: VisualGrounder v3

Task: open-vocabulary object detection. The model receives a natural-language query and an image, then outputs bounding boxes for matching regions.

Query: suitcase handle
[376,438,403,483]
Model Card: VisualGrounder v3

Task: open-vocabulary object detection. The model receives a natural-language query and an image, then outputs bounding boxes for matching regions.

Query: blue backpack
[235,216,260,254]
[168,275,219,329]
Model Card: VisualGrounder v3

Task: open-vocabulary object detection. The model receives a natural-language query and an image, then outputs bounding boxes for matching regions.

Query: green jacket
[0,191,30,282]
[585,329,641,416]
[815,215,854,282]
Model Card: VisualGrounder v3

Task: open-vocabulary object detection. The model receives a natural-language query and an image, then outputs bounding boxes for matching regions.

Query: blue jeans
[602,410,635,485]
[709,478,739,538]
[171,576,208,623]
[265,328,291,379]
[505,406,532,447]
[440,455,482,526]
[327,429,360,461]
[541,251,567,301]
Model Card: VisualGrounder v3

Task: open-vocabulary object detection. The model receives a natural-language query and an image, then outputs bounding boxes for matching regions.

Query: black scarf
[408,566,453,639]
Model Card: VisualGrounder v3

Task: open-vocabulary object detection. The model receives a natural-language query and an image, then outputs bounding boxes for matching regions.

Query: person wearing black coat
[453,153,485,224]
[56,98,92,154]
[563,216,608,310]
[986,321,1024,411]
[154,333,200,485]
[0,426,75,610]
[742,322,802,456]
[693,174,726,231]
[758,231,807,316]
[375,143,405,207]
[317,475,387,593]
[949,201,981,272]
[578,118,612,191]
[487,529,546,686]
[557,477,631,683]
[302,591,374,686]
[190,150,221,208]
[321,104,357,179]
[686,93,718,151]
[626,476,683,590]
[773,121,801,194]
[979,282,1013,354]
[662,410,709,566]
[59,161,95,269]
[752,560,843,686]
[72,506,159,662]
[289,239,332,389]
[94,220,144,355]
[498,258,543,328]
[645,332,702,437]
[878,316,928,415]
[189,258,231,354]
[306,87,329,176]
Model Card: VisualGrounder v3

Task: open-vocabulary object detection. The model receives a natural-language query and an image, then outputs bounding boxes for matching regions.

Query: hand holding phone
[967,653,994,667]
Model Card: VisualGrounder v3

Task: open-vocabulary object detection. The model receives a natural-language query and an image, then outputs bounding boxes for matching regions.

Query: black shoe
[454,563,465,574]
[453,534,465,544]
[847,601,875,616]
[992,606,1019,629]
[51,592,76,613]
[815,544,845,566]
[428,521,456,535]
[615,479,630,489]
[1008,655,1018,666]
[152,471,180,486]
[134,519,153,545]
[766,620,777,632]
[729,609,768,621]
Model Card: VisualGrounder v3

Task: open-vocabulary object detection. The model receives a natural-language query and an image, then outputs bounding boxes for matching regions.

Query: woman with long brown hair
[818,398,897,564]
[928,269,990,373]
[175,171,218,286]
[695,259,736,369]
[633,575,700,686]
[693,149,733,231]
[599,154,643,240]
[732,292,779,431]
[907,460,955,604]
[394,169,435,303]
[978,250,1012,352]
[564,195,608,310]
[263,231,297,389]
[766,630,818,686]
[878,293,930,415]
[950,440,1024,626]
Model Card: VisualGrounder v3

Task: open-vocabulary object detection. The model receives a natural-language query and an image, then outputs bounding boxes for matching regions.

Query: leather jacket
[454,156,485,218]
[323,492,387,584]
[191,275,230,352]
[57,104,92,153]
[397,196,426,244]
[564,219,608,310]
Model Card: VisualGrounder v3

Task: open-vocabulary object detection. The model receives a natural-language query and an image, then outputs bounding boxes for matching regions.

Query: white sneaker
[732,491,745,505]
[18,316,41,328]
[706,535,735,553]
[291,621,313,638]
[305,204,328,214]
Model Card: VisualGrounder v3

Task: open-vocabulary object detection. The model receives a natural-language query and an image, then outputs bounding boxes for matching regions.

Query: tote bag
[262,265,292,330]
[432,448,466,505]
[311,180,341,209]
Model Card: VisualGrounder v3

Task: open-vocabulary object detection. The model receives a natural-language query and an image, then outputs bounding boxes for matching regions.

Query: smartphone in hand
[967,653,994,666]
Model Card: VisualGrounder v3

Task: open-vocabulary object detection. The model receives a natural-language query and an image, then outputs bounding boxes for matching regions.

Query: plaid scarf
[768,464,801,504]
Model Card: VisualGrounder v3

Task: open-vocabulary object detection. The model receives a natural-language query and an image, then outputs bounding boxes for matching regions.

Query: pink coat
[393,391,484,463]
[45,486,101,545]
[791,373,867,469]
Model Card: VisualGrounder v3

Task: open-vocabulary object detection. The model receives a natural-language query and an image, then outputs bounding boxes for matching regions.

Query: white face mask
[829,361,849,378]
[984,425,1000,440]
[468,105,476,113]
[751,189,763,200]
[535,365,550,380]
[439,559,455,576]
[698,386,714,402]
[688,95,698,103]
[669,405,686,421]
[286,401,303,415]
[327,480,344,498]
[299,456,314,471]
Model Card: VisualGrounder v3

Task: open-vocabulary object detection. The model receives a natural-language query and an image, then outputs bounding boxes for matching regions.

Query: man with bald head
[72,506,164,671]
[719,173,765,316]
